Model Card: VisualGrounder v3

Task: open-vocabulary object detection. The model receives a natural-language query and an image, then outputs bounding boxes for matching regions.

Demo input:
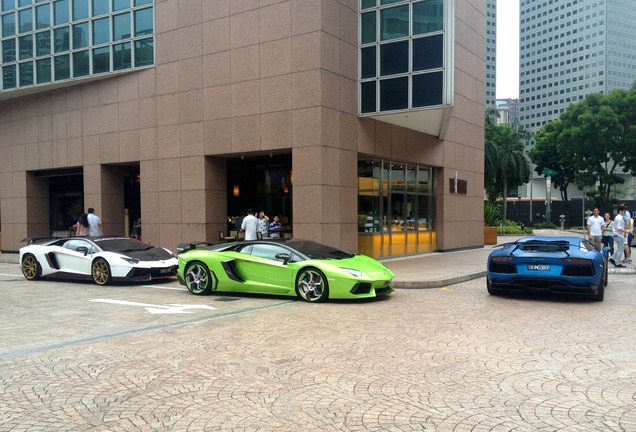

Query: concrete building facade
[0,0,487,258]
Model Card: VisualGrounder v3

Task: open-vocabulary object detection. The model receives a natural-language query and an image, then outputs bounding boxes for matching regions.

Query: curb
[392,271,488,289]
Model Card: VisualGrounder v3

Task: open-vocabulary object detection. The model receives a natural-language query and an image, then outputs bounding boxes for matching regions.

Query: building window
[359,0,447,114]
[1,0,154,92]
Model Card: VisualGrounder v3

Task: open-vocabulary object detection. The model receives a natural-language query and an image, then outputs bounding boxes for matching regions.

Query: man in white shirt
[586,207,604,250]
[87,207,103,237]
[240,208,258,241]
[611,205,628,267]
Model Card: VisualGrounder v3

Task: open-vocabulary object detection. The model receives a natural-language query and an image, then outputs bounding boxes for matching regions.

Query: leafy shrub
[533,222,557,229]
[497,224,533,235]
[484,202,503,226]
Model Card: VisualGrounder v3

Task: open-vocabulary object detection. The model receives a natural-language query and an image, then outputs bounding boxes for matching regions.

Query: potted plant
[484,202,502,245]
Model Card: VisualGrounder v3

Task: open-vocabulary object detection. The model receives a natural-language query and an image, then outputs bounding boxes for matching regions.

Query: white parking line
[0,273,21,277]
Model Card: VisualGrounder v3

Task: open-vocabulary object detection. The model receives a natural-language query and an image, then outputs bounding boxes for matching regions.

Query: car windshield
[95,238,153,253]
[287,240,355,260]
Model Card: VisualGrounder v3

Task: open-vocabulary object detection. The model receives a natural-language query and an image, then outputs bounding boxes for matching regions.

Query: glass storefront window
[358,158,436,258]
[134,0,151,5]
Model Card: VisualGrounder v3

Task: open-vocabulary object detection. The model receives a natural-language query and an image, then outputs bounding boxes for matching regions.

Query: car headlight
[121,256,139,265]
[341,268,363,277]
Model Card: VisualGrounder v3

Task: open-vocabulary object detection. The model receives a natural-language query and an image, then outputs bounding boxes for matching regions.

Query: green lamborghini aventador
[176,239,394,302]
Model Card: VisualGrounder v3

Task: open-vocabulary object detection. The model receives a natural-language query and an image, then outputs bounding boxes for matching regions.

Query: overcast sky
[495,1,520,99]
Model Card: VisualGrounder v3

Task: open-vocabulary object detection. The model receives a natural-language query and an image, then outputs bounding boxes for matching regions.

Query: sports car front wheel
[22,254,42,281]
[92,258,112,285]
[296,268,329,302]
[184,262,213,295]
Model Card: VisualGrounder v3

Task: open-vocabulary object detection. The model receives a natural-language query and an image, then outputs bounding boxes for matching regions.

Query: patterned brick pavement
[1,272,635,431]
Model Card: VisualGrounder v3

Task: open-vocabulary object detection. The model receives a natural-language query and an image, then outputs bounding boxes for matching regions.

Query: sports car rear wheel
[184,262,213,295]
[296,268,329,302]
[92,258,112,285]
[21,254,42,281]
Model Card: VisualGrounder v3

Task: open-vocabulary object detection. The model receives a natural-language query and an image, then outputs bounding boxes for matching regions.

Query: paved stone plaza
[0,261,635,431]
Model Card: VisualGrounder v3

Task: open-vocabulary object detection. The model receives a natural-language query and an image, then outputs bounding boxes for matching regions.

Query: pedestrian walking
[87,207,103,236]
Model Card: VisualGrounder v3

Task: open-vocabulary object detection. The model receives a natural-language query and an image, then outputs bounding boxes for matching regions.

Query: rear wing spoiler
[20,237,58,246]
[494,239,571,257]
[176,241,222,253]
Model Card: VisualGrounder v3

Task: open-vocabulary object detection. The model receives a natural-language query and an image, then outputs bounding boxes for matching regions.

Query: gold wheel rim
[23,256,37,279]
[93,261,109,284]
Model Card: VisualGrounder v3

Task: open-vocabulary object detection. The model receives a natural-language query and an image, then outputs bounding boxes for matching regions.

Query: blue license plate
[528,264,550,271]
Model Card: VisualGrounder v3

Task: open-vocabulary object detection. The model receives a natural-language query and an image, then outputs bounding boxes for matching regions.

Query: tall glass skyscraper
[519,0,636,135]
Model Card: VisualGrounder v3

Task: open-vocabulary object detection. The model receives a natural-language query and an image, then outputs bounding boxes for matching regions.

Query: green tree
[557,90,636,210]
[484,119,532,218]
[528,119,577,222]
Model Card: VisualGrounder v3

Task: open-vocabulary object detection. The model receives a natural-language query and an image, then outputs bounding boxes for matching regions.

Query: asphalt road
[1,262,635,431]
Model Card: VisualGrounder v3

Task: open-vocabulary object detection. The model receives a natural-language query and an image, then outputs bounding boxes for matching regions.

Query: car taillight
[492,256,514,262]
[561,258,592,265]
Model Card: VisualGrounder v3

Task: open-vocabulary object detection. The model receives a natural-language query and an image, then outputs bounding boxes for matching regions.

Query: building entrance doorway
[226,154,292,233]
[38,168,84,236]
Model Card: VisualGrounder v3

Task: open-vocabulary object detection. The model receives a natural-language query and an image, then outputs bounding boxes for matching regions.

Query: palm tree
[485,115,532,219]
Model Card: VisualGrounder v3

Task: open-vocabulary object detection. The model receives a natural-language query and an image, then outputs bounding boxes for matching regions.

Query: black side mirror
[76,246,89,256]
[275,253,291,265]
